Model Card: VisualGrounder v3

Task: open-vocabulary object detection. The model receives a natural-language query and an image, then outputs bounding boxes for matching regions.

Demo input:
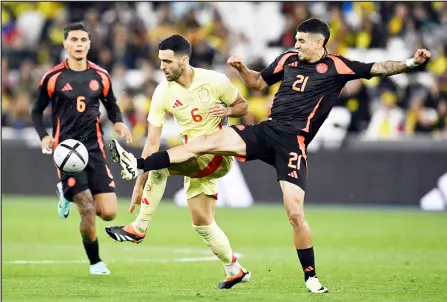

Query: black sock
[83,238,101,265]
[137,151,170,172]
[297,247,316,281]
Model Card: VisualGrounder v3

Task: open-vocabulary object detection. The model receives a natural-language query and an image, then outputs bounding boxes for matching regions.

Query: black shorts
[58,141,115,201]
[231,120,308,190]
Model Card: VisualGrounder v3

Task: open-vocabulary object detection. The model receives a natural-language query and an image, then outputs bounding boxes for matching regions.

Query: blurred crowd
[2,2,447,147]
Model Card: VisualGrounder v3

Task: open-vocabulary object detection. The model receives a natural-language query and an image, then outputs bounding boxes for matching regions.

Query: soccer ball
[53,139,89,174]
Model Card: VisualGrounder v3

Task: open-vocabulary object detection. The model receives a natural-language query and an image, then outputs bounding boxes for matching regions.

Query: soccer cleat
[89,261,110,275]
[305,276,329,293]
[217,268,251,289]
[56,182,71,219]
[105,224,146,244]
[109,139,139,180]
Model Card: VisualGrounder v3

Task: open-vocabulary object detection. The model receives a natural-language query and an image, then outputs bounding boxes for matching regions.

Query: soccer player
[105,35,251,289]
[31,22,132,275]
[110,18,430,293]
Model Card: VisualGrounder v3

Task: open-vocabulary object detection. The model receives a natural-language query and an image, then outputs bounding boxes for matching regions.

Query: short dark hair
[64,22,90,40]
[296,18,330,47]
[158,35,192,57]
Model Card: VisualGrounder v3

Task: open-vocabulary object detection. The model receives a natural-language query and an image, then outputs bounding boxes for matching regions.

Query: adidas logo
[288,171,298,178]
[172,100,184,108]
[62,83,73,92]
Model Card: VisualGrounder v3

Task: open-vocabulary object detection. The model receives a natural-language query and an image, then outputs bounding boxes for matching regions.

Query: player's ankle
[140,151,170,172]
[131,220,148,235]
[224,260,242,277]
[136,158,144,170]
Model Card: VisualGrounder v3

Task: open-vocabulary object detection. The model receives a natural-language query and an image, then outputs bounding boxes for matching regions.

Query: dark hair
[296,18,330,47]
[64,22,90,40]
[158,35,192,57]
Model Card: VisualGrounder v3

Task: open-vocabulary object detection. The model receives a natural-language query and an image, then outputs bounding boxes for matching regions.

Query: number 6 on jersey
[191,108,203,123]
[77,96,86,112]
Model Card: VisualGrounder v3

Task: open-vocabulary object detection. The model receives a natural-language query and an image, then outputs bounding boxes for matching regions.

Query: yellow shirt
[148,67,239,142]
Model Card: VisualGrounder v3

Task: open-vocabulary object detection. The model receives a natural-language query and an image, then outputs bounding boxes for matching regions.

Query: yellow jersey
[148,67,239,142]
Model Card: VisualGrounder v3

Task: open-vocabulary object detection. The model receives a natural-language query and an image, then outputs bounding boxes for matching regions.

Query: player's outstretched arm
[370,49,431,77]
[128,123,162,213]
[227,56,268,91]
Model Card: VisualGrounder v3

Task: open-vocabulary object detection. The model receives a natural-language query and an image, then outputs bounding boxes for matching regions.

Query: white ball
[53,139,89,174]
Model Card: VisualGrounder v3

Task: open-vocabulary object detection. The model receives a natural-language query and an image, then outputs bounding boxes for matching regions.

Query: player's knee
[99,209,116,221]
[288,210,307,229]
[191,210,213,226]
[79,201,96,218]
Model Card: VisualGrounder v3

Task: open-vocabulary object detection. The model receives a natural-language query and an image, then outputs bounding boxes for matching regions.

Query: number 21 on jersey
[292,75,309,92]
[288,152,302,170]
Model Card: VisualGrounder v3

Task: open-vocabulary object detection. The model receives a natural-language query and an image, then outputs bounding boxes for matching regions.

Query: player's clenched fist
[42,135,55,152]
[413,49,431,65]
[227,56,246,71]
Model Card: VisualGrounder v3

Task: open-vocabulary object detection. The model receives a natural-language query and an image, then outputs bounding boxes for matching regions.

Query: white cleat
[56,182,71,219]
[305,276,329,293]
[109,139,139,180]
[89,261,110,275]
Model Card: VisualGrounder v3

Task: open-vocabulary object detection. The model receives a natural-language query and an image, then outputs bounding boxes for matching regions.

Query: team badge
[198,87,211,104]
[316,63,328,74]
[89,79,99,91]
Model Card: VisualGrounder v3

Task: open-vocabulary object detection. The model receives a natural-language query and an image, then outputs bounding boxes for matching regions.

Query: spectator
[432,99,447,138]
[6,91,34,130]
[404,97,437,135]
[2,2,446,145]
[365,91,404,139]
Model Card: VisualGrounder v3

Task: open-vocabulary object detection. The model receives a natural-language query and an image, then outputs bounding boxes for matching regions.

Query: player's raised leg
[280,181,328,293]
[74,190,110,275]
[110,127,246,180]
[105,168,169,243]
[186,180,250,289]
[105,157,228,243]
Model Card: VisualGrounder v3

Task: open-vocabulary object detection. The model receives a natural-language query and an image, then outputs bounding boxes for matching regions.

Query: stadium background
[2,2,447,301]
[2,1,447,208]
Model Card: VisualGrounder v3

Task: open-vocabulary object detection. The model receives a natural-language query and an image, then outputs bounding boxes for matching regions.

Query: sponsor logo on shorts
[144,183,151,191]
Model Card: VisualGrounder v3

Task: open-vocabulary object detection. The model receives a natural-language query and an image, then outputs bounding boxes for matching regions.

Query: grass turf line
[2,196,447,301]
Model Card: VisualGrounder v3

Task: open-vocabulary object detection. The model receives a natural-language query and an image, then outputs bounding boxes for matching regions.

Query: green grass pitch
[2,195,447,301]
